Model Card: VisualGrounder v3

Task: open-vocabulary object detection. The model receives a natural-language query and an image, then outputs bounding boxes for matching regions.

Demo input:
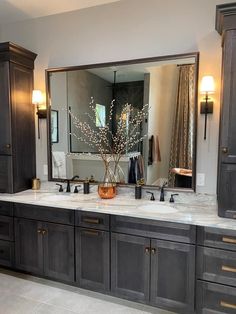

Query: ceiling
[0,0,121,24]
[88,57,196,83]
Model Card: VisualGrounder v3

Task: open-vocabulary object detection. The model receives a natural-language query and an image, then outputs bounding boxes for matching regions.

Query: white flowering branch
[69,98,149,182]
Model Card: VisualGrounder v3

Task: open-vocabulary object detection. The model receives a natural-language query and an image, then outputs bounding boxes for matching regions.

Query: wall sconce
[200,76,215,140]
[32,90,47,139]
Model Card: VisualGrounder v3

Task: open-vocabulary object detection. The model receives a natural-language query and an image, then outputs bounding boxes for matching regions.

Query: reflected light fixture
[200,76,215,140]
[32,90,47,139]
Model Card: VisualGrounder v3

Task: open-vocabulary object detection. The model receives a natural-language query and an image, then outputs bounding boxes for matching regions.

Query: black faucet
[159,182,168,202]
[65,175,80,193]
[146,191,155,201]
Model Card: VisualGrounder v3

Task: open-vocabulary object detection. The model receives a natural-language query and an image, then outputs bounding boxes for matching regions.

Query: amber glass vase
[98,161,117,199]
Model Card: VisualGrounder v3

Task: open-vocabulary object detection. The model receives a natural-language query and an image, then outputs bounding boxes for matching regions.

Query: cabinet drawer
[111,215,196,244]
[0,201,13,216]
[75,211,109,231]
[197,281,236,313]
[14,203,75,225]
[197,226,236,251]
[197,246,236,287]
[0,215,14,241]
[0,240,14,267]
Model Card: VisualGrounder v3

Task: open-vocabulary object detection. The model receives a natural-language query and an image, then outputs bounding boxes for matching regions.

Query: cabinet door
[0,156,13,193]
[0,62,12,155]
[219,30,236,163]
[0,239,14,268]
[150,239,195,314]
[10,63,35,192]
[111,233,150,303]
[0,215,14,241]
[14,218,43,275]
[43,222,74,283]
[76,228,110,292]
[218,163,236,218]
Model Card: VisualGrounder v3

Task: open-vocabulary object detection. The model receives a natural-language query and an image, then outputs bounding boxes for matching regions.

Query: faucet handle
[146,191,155,201]
[169,193,179,203]
[74,185,81,193]
[56,183,63,192]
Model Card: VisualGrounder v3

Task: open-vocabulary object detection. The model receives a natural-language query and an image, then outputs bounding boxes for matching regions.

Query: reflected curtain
[168,64,195,187]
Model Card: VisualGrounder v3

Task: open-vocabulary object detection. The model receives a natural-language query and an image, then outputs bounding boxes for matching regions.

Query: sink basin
[42,194,98,202]
[138,203,178,214]
[42,194,74,202]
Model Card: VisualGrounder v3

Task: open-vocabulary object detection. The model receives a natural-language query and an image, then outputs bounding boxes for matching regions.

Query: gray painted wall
[67,70,112,153]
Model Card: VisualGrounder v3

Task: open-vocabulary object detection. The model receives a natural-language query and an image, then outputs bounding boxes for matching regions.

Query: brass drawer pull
[222,237,236,244]
[151,248,156,255]
[220,301,236,310]
[222,265,236,273]
[83,218,100,224]
[82,230,99,236]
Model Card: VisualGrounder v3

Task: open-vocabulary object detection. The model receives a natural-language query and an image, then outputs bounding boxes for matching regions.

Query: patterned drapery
[168,64,195,187]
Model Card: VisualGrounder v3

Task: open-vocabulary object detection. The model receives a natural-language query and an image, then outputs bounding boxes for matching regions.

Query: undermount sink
[138,203,178,214]
[42,194,98,202]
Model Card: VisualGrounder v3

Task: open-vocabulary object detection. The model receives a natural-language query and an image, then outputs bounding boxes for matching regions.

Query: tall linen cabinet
[216,4,236,219]
[0,42,37,193]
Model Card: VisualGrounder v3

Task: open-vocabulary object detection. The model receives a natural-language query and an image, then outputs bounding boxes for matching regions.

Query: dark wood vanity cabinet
[76,228,110,292]
[197,226,236,313]
[111,233,150,303]
[75,211,110,292]
[14,218,44,275]
[216,4,236,218]
[150,239,195,313]
[14,205,75,283]
[0,42,37,193]
[0,201,14,268]
[111,216,196,314]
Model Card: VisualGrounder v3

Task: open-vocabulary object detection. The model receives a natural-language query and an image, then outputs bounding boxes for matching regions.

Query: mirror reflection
[48,54,198,189]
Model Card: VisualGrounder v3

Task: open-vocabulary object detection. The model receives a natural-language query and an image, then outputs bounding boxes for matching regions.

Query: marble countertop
[0,185,235,231]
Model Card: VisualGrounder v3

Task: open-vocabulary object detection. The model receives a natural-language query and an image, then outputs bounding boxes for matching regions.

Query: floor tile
[0,294,40,314]
[0,270,175,314]
[35,303,77,314]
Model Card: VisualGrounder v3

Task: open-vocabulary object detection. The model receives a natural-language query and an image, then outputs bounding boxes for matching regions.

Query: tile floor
[0,269,175,314]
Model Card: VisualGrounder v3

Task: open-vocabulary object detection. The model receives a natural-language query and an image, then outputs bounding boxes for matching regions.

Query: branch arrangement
[69,98,149,182]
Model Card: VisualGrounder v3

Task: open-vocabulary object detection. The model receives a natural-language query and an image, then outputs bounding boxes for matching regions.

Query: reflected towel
[52,151,66,178]
[148,135,154,165]
[155,135,161,162]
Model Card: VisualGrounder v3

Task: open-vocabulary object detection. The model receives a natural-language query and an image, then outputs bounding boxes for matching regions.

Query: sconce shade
[200,76,215,94]
[32,90,43,105]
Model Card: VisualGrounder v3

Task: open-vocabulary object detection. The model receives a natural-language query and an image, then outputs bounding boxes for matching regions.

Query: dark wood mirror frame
[46,51,199,191]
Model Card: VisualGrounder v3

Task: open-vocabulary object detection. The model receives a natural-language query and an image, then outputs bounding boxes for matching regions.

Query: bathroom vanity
[0,189,236,314]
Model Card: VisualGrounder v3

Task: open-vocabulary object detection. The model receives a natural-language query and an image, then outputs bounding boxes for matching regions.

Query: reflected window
[96,104,106,127]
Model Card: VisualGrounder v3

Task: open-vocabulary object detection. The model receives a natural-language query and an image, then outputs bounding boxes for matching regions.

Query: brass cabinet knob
[37,229,42,234]
[145,247,150,254]
[5,144,11,149]
[151,248,156,255]
[222,147,228,153]
[42,229,47,235]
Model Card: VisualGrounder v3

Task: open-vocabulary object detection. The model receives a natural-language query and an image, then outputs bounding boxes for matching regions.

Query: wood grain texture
[76,227,110,292]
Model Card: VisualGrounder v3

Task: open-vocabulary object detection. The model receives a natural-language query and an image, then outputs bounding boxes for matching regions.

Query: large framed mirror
[46,52,199,190]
